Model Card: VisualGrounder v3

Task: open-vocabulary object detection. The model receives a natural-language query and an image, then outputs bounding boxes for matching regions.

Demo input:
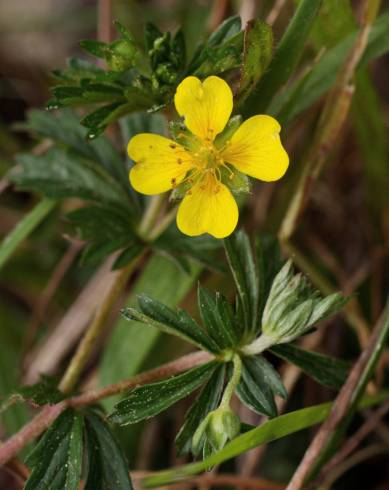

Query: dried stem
[278,0,380,242]
[286,298,389,490]
[0,351,212,466]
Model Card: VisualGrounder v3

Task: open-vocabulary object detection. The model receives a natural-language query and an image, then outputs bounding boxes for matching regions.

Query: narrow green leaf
[80,39,110,58]
[236,20,273,105]
[112,244,144,270]
[0,198,56,272]
[85,410,133,490]
[243,0,323,115]
[142,392,388,487]
[236,356,278,417]
[197,287,237,349]
[126,294,218,353]
[175,364,226,455]
[271,343,349,390]
[25,409,83,490]
[109,361,218,425]
[223,231,258,336]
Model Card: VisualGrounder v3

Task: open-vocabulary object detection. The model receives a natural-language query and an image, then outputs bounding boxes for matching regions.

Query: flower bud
[107,40,137,71]
[192,408,240,455]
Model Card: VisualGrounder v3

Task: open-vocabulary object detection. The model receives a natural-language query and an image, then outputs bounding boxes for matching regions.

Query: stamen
[169,143,177,149]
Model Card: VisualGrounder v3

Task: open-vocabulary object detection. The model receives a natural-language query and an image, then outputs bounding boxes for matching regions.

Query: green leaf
[25,409,83,490]
[243,0,323,115]
[24,109,129,191]
[100,249,202,412]
[109,361,218,425]
[123,294,218,353]
[81,98,152,139]
[236,20,273,105]
[207,15,241,46]
[0,198,56,272]
[112,243,144,270]
[271,343,349,390]
[142,392,387,487]
[18,375,64,406]
[144,22,163,53]
[256,234,284,319]
[11,147,129,209]
[175,364,226,456]
[223,231,259,337]
[197,287,237,349]
[68,205,136,264]
[84,410,133,490]
[236,356,280,417]
[80,39,110,58]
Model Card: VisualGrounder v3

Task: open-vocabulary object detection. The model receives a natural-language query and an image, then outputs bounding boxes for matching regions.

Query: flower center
[192,141,224,172]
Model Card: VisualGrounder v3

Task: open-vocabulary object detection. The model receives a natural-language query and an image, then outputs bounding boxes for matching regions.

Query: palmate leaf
[25,409,83,490]
[11,147,130,211]
[123,294,219,353]
[84,411,133,490]
[271,343,350,390]
[175,365,226,456]
[108,361,219,425]
[236,355,285,418]
[23,109,130,192]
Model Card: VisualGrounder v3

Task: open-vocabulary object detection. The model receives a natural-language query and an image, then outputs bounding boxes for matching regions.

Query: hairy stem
[0,351,213,465]
[220,354,242,409]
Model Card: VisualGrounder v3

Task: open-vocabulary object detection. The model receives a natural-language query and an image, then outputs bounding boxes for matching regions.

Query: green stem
[0,198,56,271]
[220,354,242,409]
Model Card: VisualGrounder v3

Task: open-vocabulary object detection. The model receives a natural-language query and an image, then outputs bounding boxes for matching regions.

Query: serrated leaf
[223,231,259,337]
[68,205,135,241]
[236,20,273,105]
[197,287,237,349]
[109,361,218,425]
[18,375,64,406]
[24,109,129,191]
[175,365,225,456]
[123,294,218,353]
[84,410,133,490]
[236,356,278,417]
[11,147,129,209]
[271,343,350,390]
[25,409,83,490]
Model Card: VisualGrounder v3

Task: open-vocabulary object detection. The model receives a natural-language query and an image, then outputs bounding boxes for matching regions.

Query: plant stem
[220,354,242,409]
[278,0,380,242]
[0,351,213,465]
[241,334,274,356]
[58,255,143,393]
[59,193,172,394]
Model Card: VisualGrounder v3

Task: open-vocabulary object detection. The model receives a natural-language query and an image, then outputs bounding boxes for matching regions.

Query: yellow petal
[128,134,192,195]
[176,173,238,238]
[174,76,233,142]
[221,115,289,181]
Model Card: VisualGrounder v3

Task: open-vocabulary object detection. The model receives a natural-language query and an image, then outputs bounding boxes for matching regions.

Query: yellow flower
[128,76,289,238]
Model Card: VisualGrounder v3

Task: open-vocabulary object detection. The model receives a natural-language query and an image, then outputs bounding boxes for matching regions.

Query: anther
[177,158,182,164]
[169,143,177,149]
